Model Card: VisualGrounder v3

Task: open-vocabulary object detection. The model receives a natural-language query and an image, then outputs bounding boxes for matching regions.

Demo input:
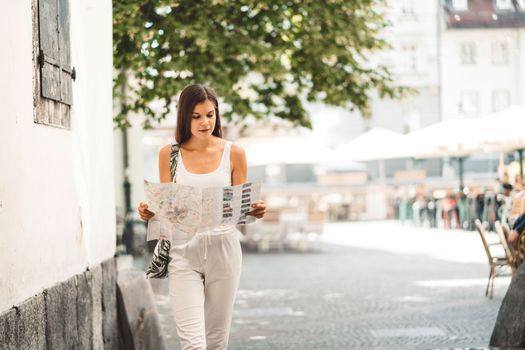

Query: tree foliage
[113,0,408,129]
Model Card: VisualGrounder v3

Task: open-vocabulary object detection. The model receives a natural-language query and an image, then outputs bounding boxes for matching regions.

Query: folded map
[144,180,261,233]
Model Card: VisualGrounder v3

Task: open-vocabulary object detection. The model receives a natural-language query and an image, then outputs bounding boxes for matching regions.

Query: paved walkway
[141,221,510,349]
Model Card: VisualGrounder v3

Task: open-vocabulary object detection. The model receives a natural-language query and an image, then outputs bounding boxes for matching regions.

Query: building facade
[0,0,118,348]
[441,0,525,120]
[308,0,442,147]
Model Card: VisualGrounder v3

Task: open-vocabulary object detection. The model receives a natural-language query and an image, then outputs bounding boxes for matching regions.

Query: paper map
[144,180,261,232]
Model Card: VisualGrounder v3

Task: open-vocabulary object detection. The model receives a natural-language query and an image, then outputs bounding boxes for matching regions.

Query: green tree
[113,0,408,129]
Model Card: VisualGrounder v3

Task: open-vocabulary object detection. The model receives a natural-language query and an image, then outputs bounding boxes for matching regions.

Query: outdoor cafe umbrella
[405,118,482,159]
[331,128,408,183]
[476,105,525,175]
[236,136,334,165]
[332,128,409,162]
[405,117,482,190]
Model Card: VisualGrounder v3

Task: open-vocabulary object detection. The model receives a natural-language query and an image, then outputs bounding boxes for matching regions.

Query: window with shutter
[32,0,73,129]
[39,0,73,105]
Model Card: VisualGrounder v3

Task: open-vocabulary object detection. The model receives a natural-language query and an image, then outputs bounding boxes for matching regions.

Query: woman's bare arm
[159,145,172,183]
[231,143,266,219]
[231,143,247,186]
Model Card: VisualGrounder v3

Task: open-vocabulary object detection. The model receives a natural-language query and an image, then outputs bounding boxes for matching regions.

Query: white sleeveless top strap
[175,141,232,188]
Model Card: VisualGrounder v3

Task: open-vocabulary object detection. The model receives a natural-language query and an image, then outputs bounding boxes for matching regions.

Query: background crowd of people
[394,172,525,233]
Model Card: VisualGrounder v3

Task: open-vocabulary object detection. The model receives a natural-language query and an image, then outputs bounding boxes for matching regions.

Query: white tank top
[174,141,232,188]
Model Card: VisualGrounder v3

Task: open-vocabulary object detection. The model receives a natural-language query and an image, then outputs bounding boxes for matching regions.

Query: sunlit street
[141,221,509,349]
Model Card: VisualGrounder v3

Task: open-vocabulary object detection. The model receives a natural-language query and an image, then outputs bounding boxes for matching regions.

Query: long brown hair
[175,84,223,144]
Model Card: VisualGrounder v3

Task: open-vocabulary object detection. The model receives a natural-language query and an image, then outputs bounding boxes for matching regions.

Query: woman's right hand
[138,202,155,221]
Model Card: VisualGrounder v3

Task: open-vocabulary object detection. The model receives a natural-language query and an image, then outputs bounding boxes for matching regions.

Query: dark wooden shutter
[39,0,61,101]
[58,0,72,105]
[38,0,73,106]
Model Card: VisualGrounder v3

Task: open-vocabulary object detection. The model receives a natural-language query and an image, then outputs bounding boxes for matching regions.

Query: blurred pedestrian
[497,183,513,224]
[442,192,459,229]
[515,174,524,192]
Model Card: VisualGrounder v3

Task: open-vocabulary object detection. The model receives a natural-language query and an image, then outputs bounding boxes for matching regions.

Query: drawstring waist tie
[194,225,236,261]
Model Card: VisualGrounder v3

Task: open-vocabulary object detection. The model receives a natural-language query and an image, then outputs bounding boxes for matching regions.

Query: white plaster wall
[441,28,523,119]
[0,0,115,312]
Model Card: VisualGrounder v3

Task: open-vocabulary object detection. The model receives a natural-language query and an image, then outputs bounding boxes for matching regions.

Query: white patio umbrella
[404,117,485,190]
[477,105,525,152]
[329,128,410,184]
[477,105,525,175]
[405,118,482,159]
[236,136,334,165]
[332,128,409,162]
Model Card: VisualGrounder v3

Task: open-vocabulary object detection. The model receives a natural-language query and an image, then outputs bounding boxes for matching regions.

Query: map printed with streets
[144,180,261,233]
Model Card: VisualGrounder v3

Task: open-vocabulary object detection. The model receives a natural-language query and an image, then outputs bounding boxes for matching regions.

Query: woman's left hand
[247,200,266,219]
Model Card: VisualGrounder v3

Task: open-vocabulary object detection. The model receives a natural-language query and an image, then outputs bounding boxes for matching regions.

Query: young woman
[137,84,266,349]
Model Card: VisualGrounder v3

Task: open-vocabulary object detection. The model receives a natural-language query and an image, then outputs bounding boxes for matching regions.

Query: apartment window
[494,0,514,11]
[460,42,476,65]
[401,0,415,15]
[452,0,468,11]
[400,43,417,72]
[492,42,509,64]
[459,91,479,114]
[492,90,510,111]
[32,0,74,129]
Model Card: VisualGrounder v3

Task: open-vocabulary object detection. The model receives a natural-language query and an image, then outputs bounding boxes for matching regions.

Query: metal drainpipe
[458,156,465,192]
[437,0,444,178]
[518,149,524,177]
[121,69,134,254]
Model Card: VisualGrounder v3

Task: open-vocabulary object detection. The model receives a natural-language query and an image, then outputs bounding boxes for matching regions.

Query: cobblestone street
[143,221,510,350]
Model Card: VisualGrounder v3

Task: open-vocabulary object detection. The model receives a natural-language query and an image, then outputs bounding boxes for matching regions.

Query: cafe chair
[475,219,512,298]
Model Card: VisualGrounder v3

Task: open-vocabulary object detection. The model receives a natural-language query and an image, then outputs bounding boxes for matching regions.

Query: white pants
[168,228,242,350]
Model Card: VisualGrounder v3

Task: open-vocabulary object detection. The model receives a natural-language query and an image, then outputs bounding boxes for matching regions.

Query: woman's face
[190,99,216,140]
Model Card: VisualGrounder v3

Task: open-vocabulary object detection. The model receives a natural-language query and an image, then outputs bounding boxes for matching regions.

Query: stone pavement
[137,221,510,350]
